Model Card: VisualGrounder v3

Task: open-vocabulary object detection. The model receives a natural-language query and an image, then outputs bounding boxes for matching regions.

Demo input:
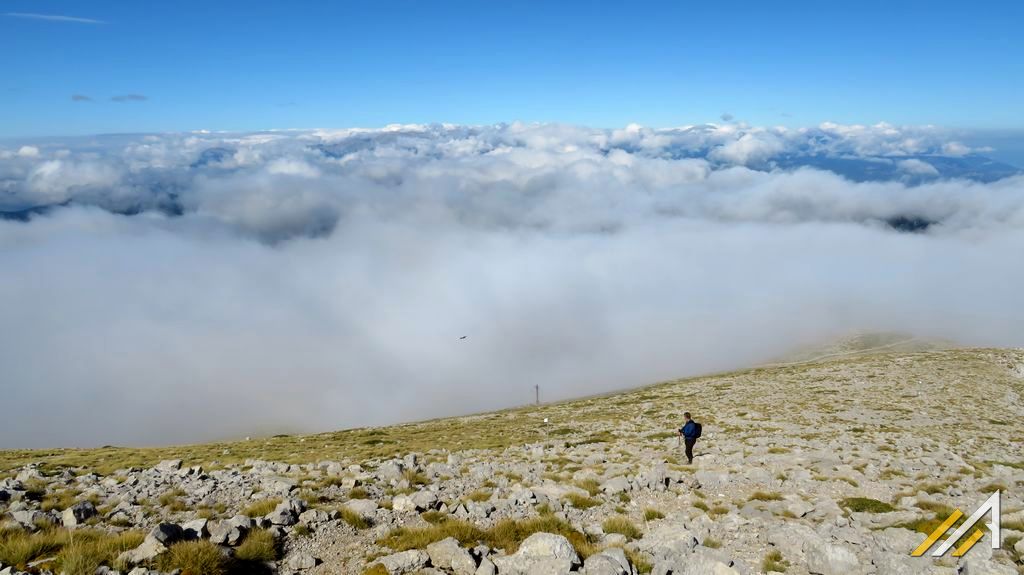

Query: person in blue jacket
[678,412,701,464]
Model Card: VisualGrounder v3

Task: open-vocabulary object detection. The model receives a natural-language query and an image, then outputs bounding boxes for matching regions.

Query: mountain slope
[1,346,1023,574]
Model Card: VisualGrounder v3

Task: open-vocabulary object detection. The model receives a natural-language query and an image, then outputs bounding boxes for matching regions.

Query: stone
[147,523,184,545]
[411,489,440,510]
[636,523,699,560]
[266,498,305,525]
[262,476,298,495]
[582,547,631,575]
[475,557,497,575]
[209,515,251,546]
[116,526,180,566]
[182,518,208,539]
[377,461,405,481]
[600,476,631,494]
[61,501,96,527]
[155,459,182,472]
[392,494,417,513]
[426,537,477,575]
[299,509,331,525]
[374,549,430,574]
[491,532,580,574]
[287,552,319,570]
[804,539,861,575]
[344,498,379,519]
[10,510,50,529]
[766,523,819,561]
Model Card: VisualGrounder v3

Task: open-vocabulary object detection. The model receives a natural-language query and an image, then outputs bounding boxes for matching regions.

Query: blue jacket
[681,421,698,439]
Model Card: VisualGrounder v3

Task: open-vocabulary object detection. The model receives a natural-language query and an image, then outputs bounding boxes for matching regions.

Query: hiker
[678,412,702,463]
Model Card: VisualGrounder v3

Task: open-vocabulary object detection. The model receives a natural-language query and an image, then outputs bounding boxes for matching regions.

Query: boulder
[426,537,477,575]
[491,532,580,574]
[344,498,379,519]
[266,498,305,525]
[804,539,862,575]
[182,518,208,539]
[374,549,430,574]
[582,547,631,575]
[600,476,631,495]
[411,490,440,511]
[636,523,699,560]
[61,501,97,527]
[392,494,417,513]
[287,552,320,570]
[116,524,184,565]
[155,459,182,472]
[475,557,497,575]
[209,515,252,546]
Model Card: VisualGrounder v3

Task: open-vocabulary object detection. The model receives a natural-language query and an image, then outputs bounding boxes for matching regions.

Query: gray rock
[10,510,50,529]
[600,476,631,495]
[411,489,440,511]
[636,523,698,560]
[475,557,497,575]
[182,518,208,539]
[392,494,417,513]
[155,459,182,472]
[426,537,477,575]
[147,523,184,545]
[374,549,430,574]
[209,515,251,546]
[116,525,183,566]
[491,532,580,574]
[344,498,379,519]
[286,552,319,570]
[298,509,331,525]
[377,461,405,482]
[266,498,305,525]
[582,547,631,575]
[61,500,97,528]
[262,476,298,495]
[804,539,861,575]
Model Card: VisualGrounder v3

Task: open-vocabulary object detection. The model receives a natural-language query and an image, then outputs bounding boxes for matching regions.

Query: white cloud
[3,12,104,24]
[266,158,321,178]
[898,158,939,176]
[708,132,786,165]
[0,123,1022,447]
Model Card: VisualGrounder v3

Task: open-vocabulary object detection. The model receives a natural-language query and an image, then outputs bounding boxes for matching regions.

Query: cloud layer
[1,122,1022,448]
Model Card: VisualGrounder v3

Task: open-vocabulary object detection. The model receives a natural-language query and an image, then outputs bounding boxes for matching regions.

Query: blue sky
[2,0,1022,138]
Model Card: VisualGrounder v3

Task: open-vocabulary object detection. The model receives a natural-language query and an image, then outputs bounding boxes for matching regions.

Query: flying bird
[459,336,467,340]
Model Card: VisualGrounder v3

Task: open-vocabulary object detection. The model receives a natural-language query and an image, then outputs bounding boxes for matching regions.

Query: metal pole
[535,384,539,406]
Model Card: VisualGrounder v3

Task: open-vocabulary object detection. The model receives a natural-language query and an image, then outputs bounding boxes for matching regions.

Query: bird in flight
[459,336,467,340]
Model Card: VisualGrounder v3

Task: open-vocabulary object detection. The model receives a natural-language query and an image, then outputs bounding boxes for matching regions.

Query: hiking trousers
[684,437,697,463]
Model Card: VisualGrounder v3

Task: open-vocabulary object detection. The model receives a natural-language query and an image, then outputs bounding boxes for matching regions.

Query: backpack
[692,422,702,439]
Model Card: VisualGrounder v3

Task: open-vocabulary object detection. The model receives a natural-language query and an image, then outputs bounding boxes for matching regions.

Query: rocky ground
[2,343,1023,575]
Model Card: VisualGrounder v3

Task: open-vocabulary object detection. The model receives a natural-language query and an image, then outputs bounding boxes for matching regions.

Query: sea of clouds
[2,122,1023,447]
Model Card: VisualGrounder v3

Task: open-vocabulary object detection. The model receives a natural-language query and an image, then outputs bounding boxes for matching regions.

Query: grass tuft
[242,498,281,518]
[340,508,371,530]
[234,528,278,562]
[643,508,664,521]
[602,516,642,539]
[749,491,784,502]
[762,549,789,572]
[157,540,226,575]
[565,493,600,510]
[840,497,896,513]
